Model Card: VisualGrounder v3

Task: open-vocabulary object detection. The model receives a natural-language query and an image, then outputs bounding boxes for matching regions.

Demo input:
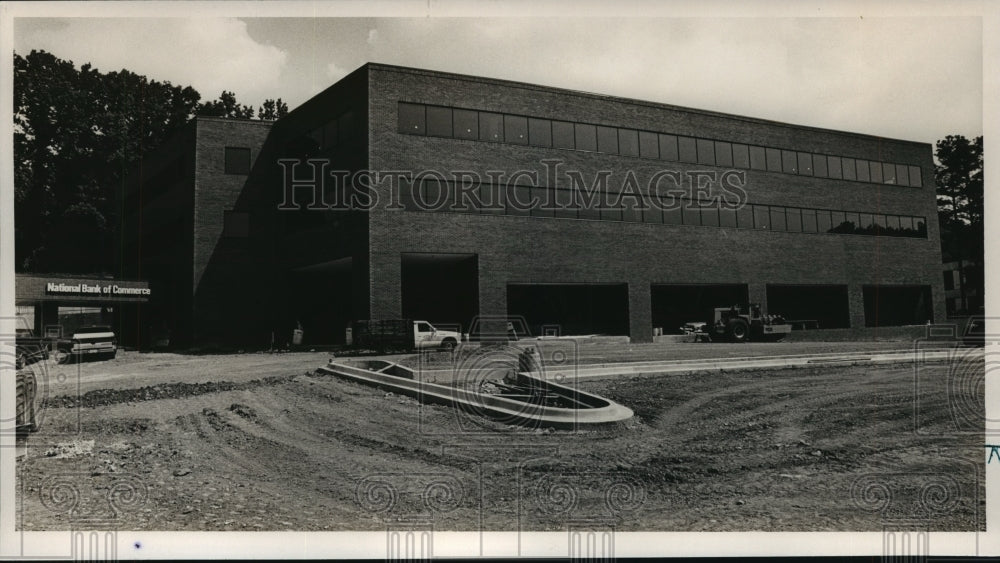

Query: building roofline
[194,115,276,126]
[360,62,932,149]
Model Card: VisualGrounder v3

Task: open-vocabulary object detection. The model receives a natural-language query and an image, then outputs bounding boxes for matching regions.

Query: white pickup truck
[54,325,117,363]
[412,321,463,350]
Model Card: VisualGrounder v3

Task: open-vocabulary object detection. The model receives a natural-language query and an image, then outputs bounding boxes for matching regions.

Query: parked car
[54,325,117,363]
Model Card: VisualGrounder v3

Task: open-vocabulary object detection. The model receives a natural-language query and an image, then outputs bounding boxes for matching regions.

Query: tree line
[14,49,287,273]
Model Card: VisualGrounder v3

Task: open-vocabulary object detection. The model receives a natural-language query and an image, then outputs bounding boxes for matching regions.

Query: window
[867,161,881,183]
[797,152,813,176]
[715,141,733,166]
[766,148,783,172]
[663,204,682,225]
[732,144,750,168]
[816,210,832,232]
[841,158,857,180]
[552,188,578,219]
[678,137,698,163]
[899,216,914,232]
[224,147,252,174]
[827,156,843,179]
[801,209,817,232]
[908,166,922,187]
[601,195,622,221]
[622,194,643,222]
[813,154,828,177]
[639,131,659,158]
[700,202,720,227]
[749,146,767,170]
[223,210,249,237]
[682,200,700,225]
[859,213,874,233]
[830,211,846,232]
[507,185,532,217]
[529,187,553,217]
[754,205,770,229]
[552,121,575,149]
[885,215,900,233]
[426,106,453,137]
[786,208,802,232]
[844,212,860,232]
[479,112,503,142]
[697,138,716,165]
[874,214,887,234]
[770,207,787,231]
[575,123,597,151]
[529,118,552,147]
[856,160,870,182]
[719,206,737,227]
[597,126,619,154]
[781,150,798,174]
[882,162,896,184]
[619,129,639,157]
[454,109,478,140]
[737,206,754,229]
[659,134,679,161]
[895,164,910,187]
[397,103,425,135]
[504,115,528,145]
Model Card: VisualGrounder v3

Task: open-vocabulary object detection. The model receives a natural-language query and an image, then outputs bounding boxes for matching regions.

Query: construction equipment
[692,303,792,343]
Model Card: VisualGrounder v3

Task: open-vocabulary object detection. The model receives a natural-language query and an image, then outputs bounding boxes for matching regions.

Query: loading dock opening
[507,283,629,337]
[651,284,749,335]
[766,284,851,329]
[401,253,479,333]
[288,257,354,344]
[863,284,933,327]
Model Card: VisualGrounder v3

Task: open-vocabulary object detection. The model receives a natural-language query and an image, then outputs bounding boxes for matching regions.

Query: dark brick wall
[190,118,273,343]
[367,65,944,341]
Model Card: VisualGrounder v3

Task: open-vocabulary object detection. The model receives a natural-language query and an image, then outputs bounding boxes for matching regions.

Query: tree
[196,90,255,119]
[14,50,203,273]
[935,134,984,313]
[258,98,289,121]
[14,50,272,274]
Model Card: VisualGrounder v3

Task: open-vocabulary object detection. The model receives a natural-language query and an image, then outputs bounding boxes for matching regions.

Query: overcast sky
[11,12,985,146]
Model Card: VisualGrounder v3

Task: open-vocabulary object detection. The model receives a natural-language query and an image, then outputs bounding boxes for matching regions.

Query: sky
[8,10,987,147]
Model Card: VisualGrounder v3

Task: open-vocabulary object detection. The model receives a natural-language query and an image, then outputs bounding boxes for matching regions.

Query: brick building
[120,63,944,347]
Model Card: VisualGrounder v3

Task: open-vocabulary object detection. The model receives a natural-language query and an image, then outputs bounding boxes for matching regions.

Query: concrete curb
[415,348,980,383]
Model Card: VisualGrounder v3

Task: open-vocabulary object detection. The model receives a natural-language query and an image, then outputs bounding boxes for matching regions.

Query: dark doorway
[506,283,629,336]
[401,253,479,333]
[766,284,851,329]
[651,284,749,334]
[863,284,933,327]
[288,257,354,344]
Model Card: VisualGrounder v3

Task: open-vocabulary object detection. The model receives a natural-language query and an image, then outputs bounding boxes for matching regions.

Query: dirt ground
[15,341,985,531]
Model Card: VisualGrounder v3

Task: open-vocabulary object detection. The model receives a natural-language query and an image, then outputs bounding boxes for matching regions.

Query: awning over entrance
[16,274,151,304]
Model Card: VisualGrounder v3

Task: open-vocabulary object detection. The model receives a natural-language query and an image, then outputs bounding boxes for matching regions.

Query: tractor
[696,303,792,343]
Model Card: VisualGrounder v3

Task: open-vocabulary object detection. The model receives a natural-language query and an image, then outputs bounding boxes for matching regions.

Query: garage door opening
[288,257,354,344]
[651,284,749,335]
[507,284,629,337]
[766,284,851,329]
[863,284,933,327]
[402,253,479,333]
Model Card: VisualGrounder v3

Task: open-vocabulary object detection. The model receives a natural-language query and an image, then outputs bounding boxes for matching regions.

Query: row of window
[396,179,928,238]
[397,102,923,188]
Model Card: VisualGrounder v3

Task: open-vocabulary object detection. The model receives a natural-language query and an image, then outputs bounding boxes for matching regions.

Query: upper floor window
[224,147,252,175]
